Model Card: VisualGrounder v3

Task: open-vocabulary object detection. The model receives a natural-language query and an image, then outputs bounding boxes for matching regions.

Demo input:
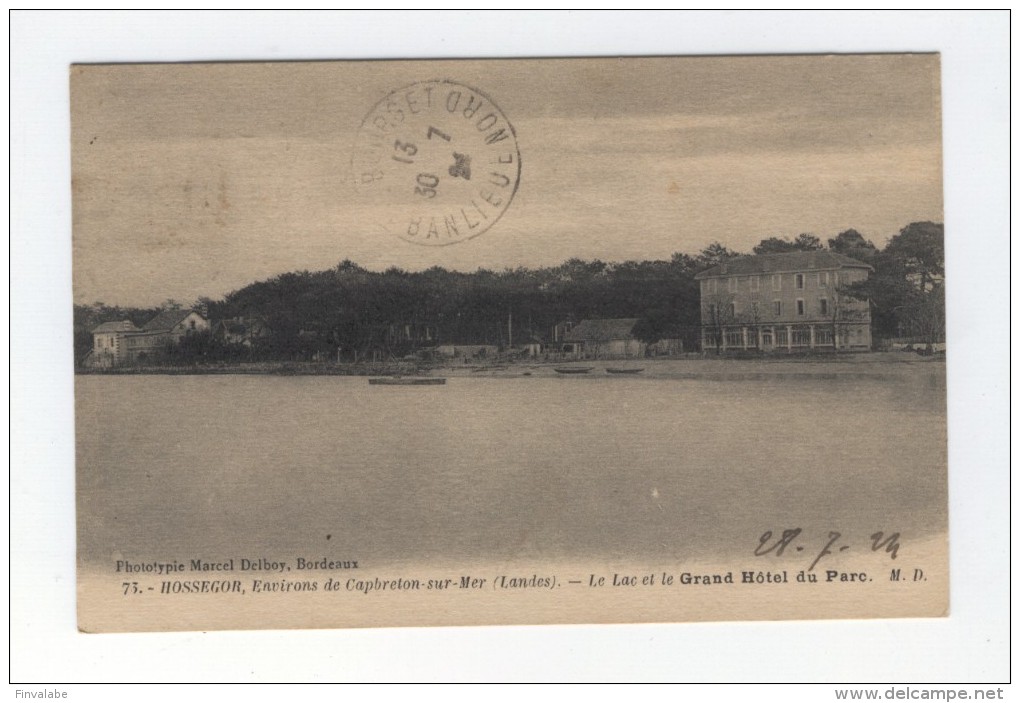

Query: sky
[71,55,943,306]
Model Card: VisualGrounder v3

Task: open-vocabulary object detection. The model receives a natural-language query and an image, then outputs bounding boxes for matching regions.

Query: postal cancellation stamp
[351,79,521,246]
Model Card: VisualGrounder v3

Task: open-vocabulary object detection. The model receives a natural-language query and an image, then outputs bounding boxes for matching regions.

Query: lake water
[76,372,947,570]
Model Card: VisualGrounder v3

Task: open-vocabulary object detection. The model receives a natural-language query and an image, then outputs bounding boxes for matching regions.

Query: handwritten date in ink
[754,529,901,570]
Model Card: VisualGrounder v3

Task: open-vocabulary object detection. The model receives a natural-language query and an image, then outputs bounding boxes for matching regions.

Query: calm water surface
[76,374,947,567]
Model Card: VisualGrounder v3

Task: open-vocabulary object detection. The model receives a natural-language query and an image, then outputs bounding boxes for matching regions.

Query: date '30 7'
[754,529,900,571]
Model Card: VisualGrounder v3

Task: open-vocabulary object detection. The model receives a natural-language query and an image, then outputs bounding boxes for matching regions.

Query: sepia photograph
[72,55,949,632]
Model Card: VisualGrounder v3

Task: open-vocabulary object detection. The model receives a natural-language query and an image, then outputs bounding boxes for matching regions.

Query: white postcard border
[10,10,1010,683]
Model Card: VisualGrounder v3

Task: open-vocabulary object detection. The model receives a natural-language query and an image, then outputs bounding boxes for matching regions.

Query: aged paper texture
[73,56,947,633]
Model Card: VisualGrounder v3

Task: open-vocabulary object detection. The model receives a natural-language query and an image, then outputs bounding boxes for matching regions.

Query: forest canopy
[74,222,944,364]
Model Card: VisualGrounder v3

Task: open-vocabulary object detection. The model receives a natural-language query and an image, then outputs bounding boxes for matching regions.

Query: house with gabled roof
[89,309,210,366]
[694,251,873,353]
[141,309,210,341]
[561,318,645,359]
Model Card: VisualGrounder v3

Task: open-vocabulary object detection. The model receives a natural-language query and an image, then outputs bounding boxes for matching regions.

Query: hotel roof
[694,251,873,279]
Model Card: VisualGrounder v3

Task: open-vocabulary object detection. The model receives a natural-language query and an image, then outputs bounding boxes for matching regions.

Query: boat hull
[554,367,594,374]
[368,378,446,386]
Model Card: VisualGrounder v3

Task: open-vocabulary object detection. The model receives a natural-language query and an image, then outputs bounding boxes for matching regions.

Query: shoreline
[76,353,946,381]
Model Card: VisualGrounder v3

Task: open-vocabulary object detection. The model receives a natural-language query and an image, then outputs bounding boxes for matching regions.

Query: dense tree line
[844,221,945,350]
[74,221,944,364]
[198,256,704,361]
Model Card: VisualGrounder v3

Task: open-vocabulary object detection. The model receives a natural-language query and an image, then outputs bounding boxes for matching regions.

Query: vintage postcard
[73,55,947,632]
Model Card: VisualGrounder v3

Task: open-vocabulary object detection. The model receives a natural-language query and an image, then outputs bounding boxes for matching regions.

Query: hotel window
[818,272,829,288]
[749,275,759,292]
[729,302,738,317]
[728,277,738,293]
[773,300,782,317]
[708,303,718,318]
[819,298,829,315]
[762,329,773,346]
[795,273,805,290]
[796,299,805,316]
[750,301,760,317]
[772,274,782,291]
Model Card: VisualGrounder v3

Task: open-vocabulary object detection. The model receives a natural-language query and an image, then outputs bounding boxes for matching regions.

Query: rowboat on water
[554,367,594,374]
[606,368,644,374]
[368,377,446,386]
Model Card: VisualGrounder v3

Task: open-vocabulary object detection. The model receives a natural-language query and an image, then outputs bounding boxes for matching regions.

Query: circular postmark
[351,80,521,246]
